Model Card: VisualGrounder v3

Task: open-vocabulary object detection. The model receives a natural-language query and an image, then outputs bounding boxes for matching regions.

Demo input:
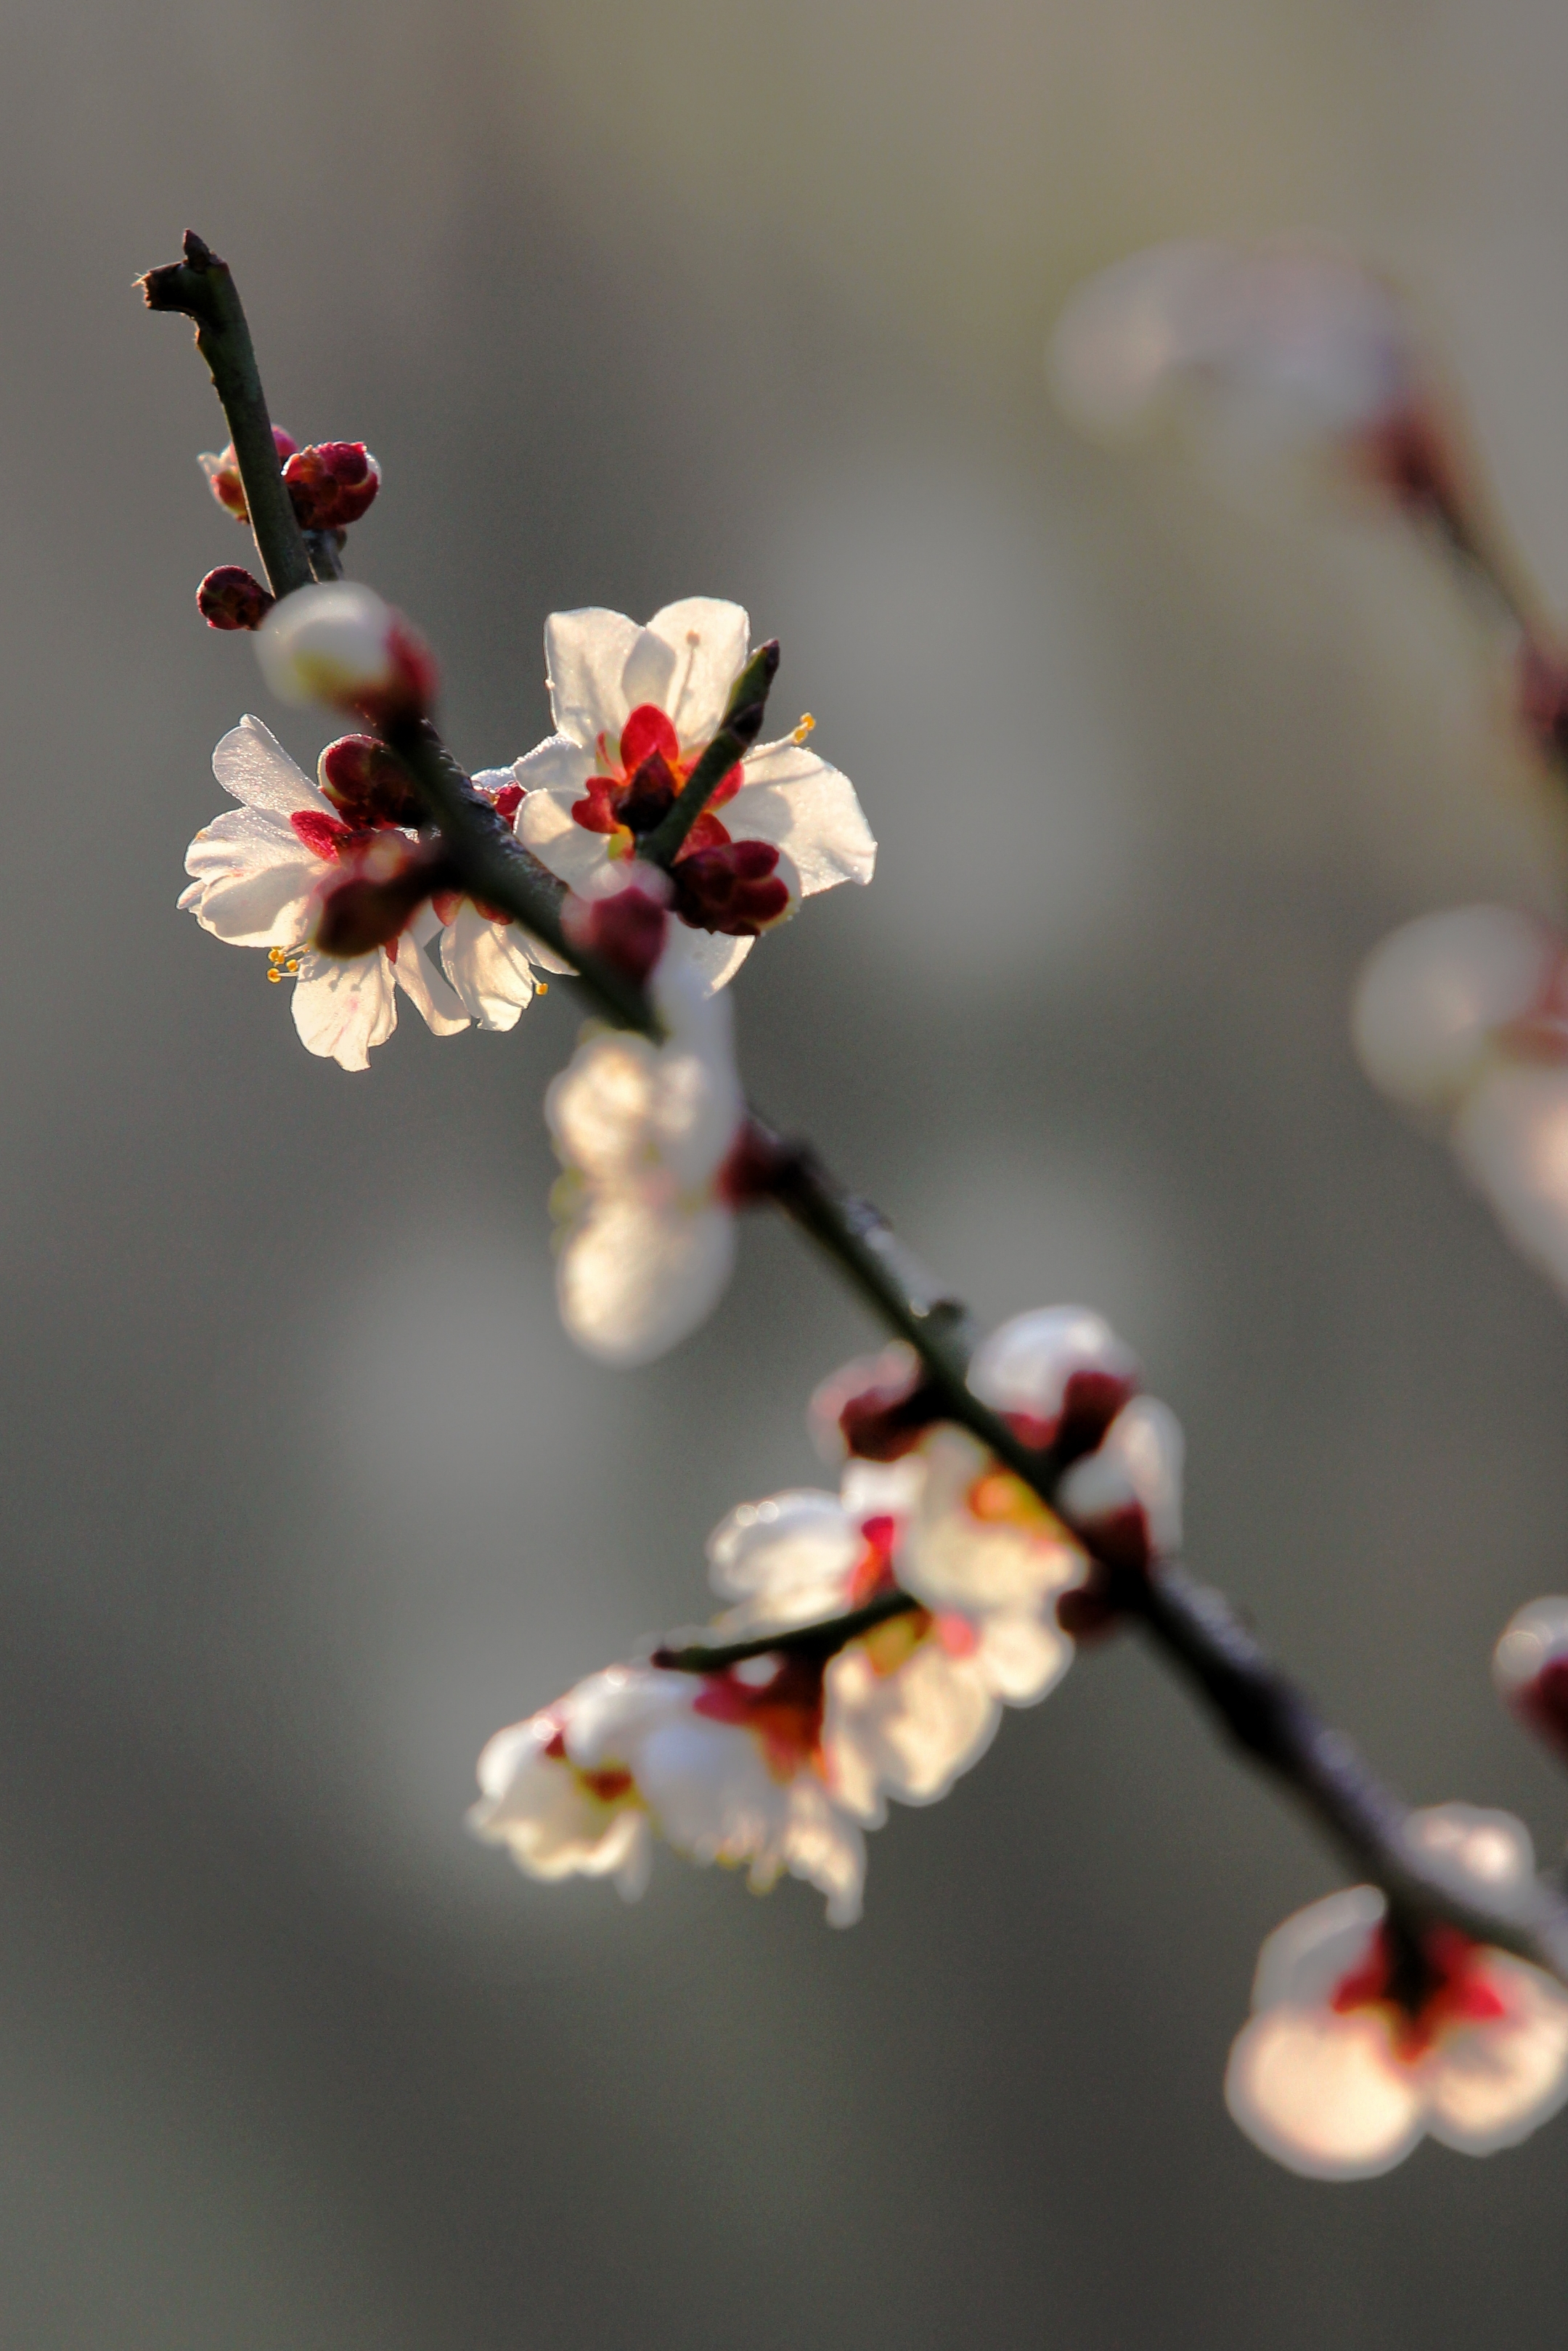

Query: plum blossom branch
[144,228,1568,2000]
[139,232,315,601]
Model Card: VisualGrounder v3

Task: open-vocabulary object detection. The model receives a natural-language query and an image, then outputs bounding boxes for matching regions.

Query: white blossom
[544,946,746,1364]
[470,1658,865,1926]
[179,716,471,1072]
[1050,237,1414,458]
[1354,906,1568,1302]
[1226,1807,1568,2180]
[514,599,875,989]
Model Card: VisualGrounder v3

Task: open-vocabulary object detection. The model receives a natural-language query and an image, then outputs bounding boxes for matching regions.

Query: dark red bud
[318,733,425,828]
[810,1346,946,1463]
[312,837,450,958]
[563,883,669,987]
[285,441,381,532]
[196,564,275,631]
[204,427,297,523]
[716,1120,787,1208]
[671,839,793,936]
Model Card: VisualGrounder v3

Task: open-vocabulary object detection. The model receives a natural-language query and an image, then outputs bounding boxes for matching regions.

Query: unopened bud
[196,564,275,631]
[312,834,450,958]
[809,1344,944,1463]
[199,426,297,523]
[318,734,424,828]
[255,582,437,722]
[671,839,797,937]
[1056,1398,1184,1570]
[284,441,382,532]
[1493,1598,1568,1767]
[1352,906,1561,1110]
[563,865,671,986]
[968,1305,1140,1459]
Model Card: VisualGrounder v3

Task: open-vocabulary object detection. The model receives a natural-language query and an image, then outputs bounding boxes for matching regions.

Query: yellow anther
[791,712,816,744]
[266,967,284,984]
[285,958,301,974]
[536,981,549,996]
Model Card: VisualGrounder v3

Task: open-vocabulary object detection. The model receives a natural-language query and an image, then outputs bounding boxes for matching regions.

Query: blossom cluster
[180,590,874,1071]
[470,1304,1169,1923]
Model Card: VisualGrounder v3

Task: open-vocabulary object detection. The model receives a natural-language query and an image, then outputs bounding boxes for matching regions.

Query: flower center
[693,1653,827,1782]
[1330,1923,1508,2063]
[570,703,743,859]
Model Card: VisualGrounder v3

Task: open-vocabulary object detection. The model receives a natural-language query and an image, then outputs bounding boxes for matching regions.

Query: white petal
[212,714,334,816]
[1352,907,1556,1111]
[557,1195,735,1366]
[514,775,613,892]
[1402,1804,1536,1906]
[1225,2008,1424,2180]
[1058,1398,1185,1557]
[729,743,877,895]
[182,810,319,947]
[707,1490,860,1617]
[646,598,751,749]
[290,950,396,1071]
[547,1032,662,1183]
[468,1719,648,1886]
[1455,1066,1568,1301]
[972,1607,1074,1705]
[900,1426,1082,1612]
[1424,1955,1568,2154]
[391,934,470,1038]
[968,1305,1138,1424]
[440,905,540,1030]
[1251,1886,1388,2011]
[671,929,756,993]
[826,1639,999,1814]
[544,609,674,749]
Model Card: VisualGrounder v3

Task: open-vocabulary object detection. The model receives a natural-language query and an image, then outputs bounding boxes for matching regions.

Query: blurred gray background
[5,0,1568,2342]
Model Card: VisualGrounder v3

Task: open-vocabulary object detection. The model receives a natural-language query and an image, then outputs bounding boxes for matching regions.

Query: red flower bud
[1494,1598,1568,1767]
[318,734,425,829]
[196,565,275,631]
[671,839,794,936]
[563,874,670,986]
[311,834,450,958]
[809,1345,945,1463]
[200,427,297,524]
[284,441,381,532]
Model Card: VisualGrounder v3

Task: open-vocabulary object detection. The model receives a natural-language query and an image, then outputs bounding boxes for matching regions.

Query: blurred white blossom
[544,945,746,1364]
[1226,1807,1568,2179]
[470,1656,865,1926]
[515,598,875,988]
[1050,237,1416,463]
[1354,905,1568,1298]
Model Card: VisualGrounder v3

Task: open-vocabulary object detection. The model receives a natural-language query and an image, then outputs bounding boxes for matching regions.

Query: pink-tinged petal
[212,714,333,817]
[1424,1955,1568,2153]
[968,1306,1140,1441]
[468,1712,650,1887]
[391,934,469,1038]
[972,1608,1073,1705]
[182,810,320,946]
[730,741,876,895]
[1058,1398,1185,1557]
[515,771,615,892]
[289,949,396,1071]
[827,1640,999,1817]
[544,609,675,749]
[557,1195,735,1366]
[1225,2008,1424,2180]
[1352,906,1558,1112]
[707,1491,862,1623]
[669,929,755,993]
[1454,1067,1568,1302]
[440,904,541,1030]
[1251,1886,1388,2011]
[645,598,751,750]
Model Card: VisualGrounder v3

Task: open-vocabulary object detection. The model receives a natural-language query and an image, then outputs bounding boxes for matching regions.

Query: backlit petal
[557,1194,735,1366]
[646,598,751,750]
[1225,2008,1424,2180]
[1425,1955,1568,2154]
[212,714,333,816]
[290,949,396,1071]
[730,742,877,895]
